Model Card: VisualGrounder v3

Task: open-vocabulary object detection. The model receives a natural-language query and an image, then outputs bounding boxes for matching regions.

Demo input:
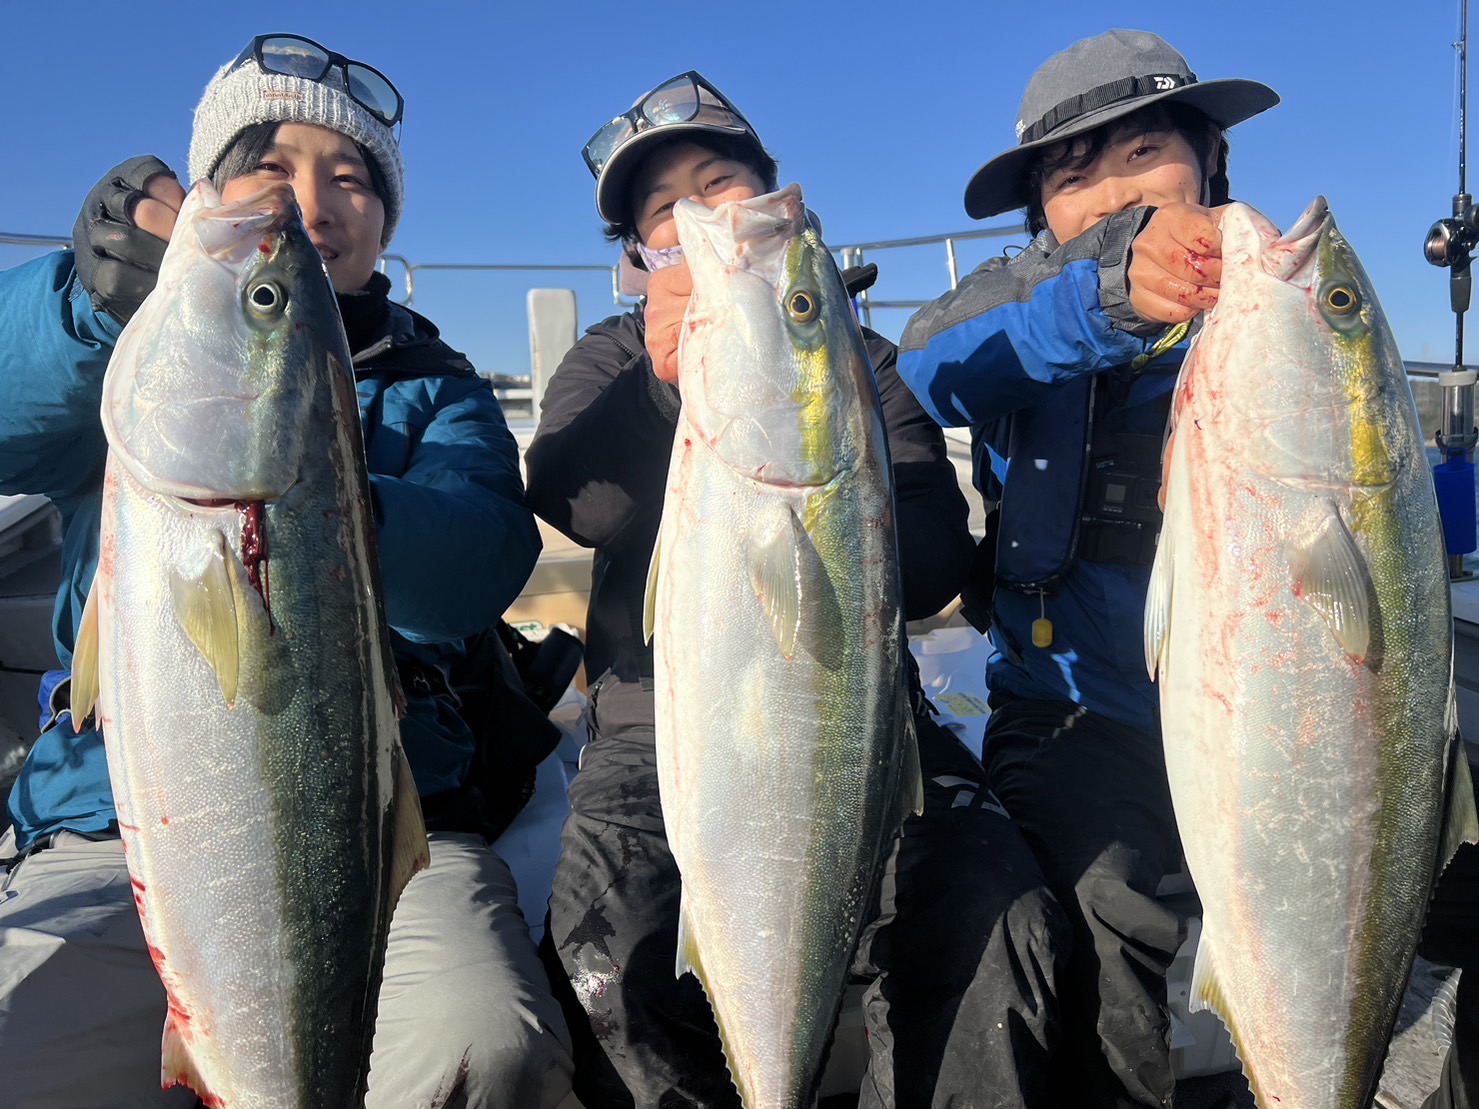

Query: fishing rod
[1423,0,1479,580]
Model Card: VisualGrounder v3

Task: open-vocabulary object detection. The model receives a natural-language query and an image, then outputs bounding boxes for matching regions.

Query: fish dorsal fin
[746,500,844,668]
[643,519,663,646]
[1143,517,1174,681]
[70,581,101,730]
[161,1005,214,1102]
[169,531,267,708]
[389,744,430,909]
[1287,506,1374,664]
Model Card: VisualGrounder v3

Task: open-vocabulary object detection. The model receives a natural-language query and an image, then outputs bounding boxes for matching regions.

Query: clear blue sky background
[0,1,1468,381]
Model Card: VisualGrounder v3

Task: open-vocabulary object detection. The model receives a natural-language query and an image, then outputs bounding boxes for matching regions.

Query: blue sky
[0,2,1466,378]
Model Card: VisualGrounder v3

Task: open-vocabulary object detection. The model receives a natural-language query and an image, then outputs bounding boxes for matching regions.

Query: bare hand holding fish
[1128,201,1225,323]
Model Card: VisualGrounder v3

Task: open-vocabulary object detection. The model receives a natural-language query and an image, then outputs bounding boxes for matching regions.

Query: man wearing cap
[526,71,1069,1108]
[896,29,1278,1108]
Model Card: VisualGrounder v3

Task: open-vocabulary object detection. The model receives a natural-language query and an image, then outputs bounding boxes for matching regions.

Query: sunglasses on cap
[582,71,757,178]
[229,33,404,128]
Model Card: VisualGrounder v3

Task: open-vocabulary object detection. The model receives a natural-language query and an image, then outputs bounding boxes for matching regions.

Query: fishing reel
[1425,192,1479,312]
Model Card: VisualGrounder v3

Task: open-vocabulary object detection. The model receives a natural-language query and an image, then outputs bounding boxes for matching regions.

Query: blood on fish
[238,501,272,626]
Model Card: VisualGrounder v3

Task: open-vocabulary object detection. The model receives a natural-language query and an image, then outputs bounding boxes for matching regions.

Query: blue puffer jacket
[0,255,541,850]
[897,208,1185,735]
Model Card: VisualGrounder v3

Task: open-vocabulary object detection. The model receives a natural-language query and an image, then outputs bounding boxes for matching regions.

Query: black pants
[1419,754,1479,1109]
[981,697,1185,1109]
[541,679,1068,1109]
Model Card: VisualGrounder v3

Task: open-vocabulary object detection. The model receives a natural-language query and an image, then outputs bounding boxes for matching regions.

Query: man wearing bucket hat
[0,33,573,1108]
[897,29,1278,1108]
[525,70,1069,1107]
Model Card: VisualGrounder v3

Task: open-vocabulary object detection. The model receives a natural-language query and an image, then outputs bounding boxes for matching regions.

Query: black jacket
[525,304,974,699]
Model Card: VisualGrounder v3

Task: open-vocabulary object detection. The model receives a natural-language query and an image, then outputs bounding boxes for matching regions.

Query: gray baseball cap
[963,29,1279,220]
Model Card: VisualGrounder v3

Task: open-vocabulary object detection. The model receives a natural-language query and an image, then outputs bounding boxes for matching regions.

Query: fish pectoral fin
[169,532,264,708]
[747,506,805,659]
[161,1006,213,1100]
[70,582,101,730]
[1144,519,1174,681]
[389,743,431,908]
[747,503,844,667]
[1287,506,1375,663]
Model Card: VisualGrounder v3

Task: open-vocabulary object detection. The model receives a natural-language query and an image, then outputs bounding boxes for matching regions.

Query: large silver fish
[72,180,427,1108]
[644,184,921,1108]
[1145,197,1478,1108]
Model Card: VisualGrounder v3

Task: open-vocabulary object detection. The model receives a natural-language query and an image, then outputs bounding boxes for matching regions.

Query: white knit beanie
[188,56,405,247]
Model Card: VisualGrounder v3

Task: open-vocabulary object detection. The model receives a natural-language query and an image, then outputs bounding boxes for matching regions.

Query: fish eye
[1323,284,1360,316]
[246,280,287,318]
[787,290,818,323]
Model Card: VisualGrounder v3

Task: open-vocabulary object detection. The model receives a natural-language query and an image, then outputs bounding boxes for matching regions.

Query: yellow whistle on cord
[1031,592,1052,648]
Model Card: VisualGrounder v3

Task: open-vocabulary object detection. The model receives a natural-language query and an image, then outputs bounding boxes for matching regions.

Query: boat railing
[376,256,626,308]
[0,232,72,251]
[2,226,1466,416]
[833,224,1021,328]
[4,221,1024,332]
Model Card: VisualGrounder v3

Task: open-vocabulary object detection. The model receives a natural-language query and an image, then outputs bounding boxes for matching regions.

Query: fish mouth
[1258,196,1332,280]
[1276,195,1332,246]
[674,185,805,272]
[189,181,296,263]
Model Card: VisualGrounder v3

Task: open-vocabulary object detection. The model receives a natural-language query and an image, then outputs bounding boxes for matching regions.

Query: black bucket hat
[963,29,1279,220]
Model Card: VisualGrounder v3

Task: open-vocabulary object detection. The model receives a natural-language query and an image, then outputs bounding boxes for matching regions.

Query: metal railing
[0,232,72,250]
[835,223,1022,328]
[7,221,1025,327]
[376,255,625,307]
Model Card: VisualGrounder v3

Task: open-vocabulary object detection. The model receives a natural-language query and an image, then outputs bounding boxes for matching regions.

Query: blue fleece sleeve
[0,252,121,503]
[897,209,1158,428]
[369,374,541,644]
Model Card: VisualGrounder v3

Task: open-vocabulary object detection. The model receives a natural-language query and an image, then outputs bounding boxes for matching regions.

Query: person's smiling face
[220,122,386,292]
[631,140,768,250]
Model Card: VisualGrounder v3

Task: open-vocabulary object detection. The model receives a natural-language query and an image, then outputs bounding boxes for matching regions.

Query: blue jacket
[897,208,1183,734]
[1,254,542,850]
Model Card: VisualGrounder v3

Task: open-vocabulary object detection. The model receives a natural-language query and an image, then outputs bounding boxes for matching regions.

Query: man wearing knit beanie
[0,33,575,1109]
[188,43,405,247]
[74,34,406,324]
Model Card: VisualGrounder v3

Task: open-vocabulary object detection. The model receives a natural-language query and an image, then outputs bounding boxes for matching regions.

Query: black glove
[72,155,177,325]
[841,262,879,297]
